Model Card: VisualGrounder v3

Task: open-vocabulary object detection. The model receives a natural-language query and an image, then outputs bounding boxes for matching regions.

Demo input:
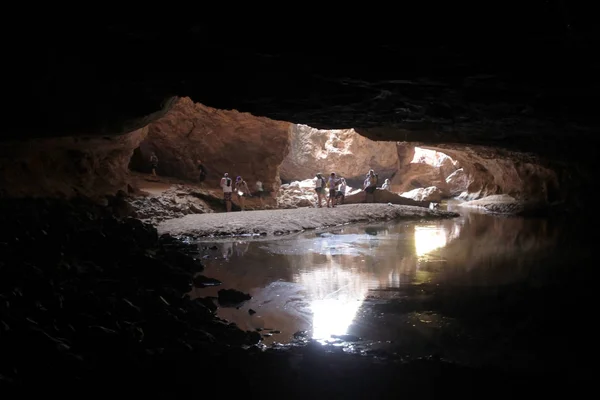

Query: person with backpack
[220,173,233,212]
[234,176,251,211]
[314,172,326,208]
[364,169,378,203]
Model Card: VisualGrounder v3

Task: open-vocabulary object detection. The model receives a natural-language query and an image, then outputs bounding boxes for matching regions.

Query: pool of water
[190,202,594,373]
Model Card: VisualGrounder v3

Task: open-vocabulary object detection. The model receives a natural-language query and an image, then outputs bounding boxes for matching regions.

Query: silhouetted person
[150,152,158,177]
[197,159,207,183]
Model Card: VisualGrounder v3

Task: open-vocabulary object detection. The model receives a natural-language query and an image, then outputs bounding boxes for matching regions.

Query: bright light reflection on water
[294,264,369,342]
[414,225,448,257]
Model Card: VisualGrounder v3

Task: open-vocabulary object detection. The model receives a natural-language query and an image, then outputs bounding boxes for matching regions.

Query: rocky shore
[0,198,267,394]
[157,203,458,239]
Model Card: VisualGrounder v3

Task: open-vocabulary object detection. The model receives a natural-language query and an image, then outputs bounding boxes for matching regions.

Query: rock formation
[0,127,148,199]
[400,187,445,203]
[129,97,291,194]
[279,125,399,183]
[343,189,430,207]
[419,145,561,205]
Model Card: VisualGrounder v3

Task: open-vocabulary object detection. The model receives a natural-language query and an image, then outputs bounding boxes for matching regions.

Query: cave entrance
[122,97,561,212]
[277,124,465,206]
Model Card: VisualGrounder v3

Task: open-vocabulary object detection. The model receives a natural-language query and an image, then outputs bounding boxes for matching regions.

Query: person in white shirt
[382,178,390,190]
[335,177,347,205]
[255,180,265,208]
[220,173,233,212]
[314,173,326,208]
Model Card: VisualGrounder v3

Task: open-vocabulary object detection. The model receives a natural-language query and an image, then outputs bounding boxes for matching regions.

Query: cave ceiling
[5,4,599,162]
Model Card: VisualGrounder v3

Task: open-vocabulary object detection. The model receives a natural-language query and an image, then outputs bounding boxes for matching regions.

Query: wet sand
[157,203,459,238]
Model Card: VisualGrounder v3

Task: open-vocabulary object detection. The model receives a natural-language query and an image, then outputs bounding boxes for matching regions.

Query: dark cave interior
[1,4,599,397]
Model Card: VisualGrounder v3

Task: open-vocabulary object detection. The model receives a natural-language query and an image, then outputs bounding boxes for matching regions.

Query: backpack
[321,177,326,188]
[226,178,231,187]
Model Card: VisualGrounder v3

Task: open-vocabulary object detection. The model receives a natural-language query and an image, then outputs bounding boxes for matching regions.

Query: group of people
[219,173,266,212]
[314,172,347,208]
[150,152,392,212]
[313,169,386,207]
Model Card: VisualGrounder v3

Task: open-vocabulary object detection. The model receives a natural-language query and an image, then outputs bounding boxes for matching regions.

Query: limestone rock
[344,188,429,207]
[391,145,458,195]
[279,125,399,183]
[400,186,444,203]
[129,97,291,195]
[423,145,560,204]
[445,168,469,196]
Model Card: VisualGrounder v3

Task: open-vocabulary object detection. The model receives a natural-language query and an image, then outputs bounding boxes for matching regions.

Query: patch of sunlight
[411,146,456,168]
[414,225,448,257]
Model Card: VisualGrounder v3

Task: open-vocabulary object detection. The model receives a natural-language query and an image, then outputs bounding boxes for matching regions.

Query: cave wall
[129,97,292,193]
[421,145,561,204]
[0,127,148,199]
[279,125,399,184]
[390,144,459,195]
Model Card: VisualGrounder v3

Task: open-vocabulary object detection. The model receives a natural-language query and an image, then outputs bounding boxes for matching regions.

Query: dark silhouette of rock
[217,289,252,306]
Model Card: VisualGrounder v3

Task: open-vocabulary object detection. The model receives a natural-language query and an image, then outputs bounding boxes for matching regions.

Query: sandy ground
[157,203,459,238]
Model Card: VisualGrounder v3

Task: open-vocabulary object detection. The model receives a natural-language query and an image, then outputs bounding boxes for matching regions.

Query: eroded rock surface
[0,127,148,199]
[420,145,561,204]
[127,184,216,225]
[391,145,459,196]
[280,125,398,182]
[129,97,291,193]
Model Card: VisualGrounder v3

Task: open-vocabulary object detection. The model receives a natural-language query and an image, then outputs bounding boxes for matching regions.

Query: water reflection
[192,209,564,354]
[414,225,449,257]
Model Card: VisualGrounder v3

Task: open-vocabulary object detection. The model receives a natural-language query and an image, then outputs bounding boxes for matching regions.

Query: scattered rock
[217,289,252,306]
[192,275,223,288]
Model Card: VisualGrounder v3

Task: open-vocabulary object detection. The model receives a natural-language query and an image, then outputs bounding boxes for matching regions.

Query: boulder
[400,186,444,202]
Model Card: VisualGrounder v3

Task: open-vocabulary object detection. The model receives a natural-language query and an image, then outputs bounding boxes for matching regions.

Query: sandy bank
[157,203,459,239]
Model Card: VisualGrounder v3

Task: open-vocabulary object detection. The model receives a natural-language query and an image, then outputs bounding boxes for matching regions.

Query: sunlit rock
[401,186,444,203]
[280,125,399,183]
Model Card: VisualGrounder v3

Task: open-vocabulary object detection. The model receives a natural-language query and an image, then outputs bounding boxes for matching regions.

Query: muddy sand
[158,203,458,239]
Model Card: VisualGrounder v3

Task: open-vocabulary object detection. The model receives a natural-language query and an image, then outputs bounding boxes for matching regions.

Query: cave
[2,9,598,397]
